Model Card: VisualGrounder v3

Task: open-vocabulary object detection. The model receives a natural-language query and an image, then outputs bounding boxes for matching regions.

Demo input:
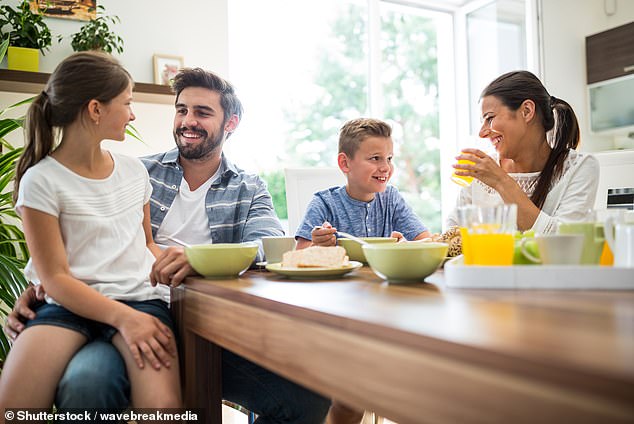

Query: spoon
[336,231,369,246]
[162,235,192,248]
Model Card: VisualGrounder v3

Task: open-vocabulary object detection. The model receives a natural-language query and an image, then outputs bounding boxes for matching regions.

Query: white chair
[284,167,346,237]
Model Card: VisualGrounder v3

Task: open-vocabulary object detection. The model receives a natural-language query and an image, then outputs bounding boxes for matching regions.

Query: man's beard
[173,125,224,160]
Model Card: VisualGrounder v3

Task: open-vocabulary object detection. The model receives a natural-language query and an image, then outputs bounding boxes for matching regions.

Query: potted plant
[0,0,52,72]
[0,36,30,367]
[65,5,124,54]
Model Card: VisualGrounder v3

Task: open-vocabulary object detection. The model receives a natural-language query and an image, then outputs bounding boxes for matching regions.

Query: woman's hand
[311,221,337,247]
[453,148,509,190]
[117,309,176,370]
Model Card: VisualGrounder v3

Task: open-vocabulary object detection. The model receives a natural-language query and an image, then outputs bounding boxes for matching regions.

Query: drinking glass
[457,204,517,266]
[451,158,475,187]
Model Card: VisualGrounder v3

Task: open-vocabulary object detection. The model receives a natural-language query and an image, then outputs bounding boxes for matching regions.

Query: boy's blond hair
[338,118,392,157]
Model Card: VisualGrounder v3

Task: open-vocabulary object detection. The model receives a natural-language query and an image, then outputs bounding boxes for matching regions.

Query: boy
[295,117,432,249]
[295,118,432,424]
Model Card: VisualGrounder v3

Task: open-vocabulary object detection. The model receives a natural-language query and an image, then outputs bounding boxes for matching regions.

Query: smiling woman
[447,70,600,234]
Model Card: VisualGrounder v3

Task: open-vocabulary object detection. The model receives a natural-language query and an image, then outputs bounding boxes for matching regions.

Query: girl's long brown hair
[14,51,131,203]
[480,70,580,209]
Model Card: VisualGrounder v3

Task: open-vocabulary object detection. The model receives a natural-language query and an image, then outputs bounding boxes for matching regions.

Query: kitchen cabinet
[585,21,634,84]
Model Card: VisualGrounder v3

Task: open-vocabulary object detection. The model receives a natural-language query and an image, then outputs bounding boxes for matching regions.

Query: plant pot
[7,46,39,72]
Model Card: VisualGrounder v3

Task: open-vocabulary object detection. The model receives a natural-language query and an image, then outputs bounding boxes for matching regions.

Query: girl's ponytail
[13,91,57,203]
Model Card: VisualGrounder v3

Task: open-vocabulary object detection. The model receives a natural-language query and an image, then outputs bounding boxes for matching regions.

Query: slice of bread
[282,246,349,268]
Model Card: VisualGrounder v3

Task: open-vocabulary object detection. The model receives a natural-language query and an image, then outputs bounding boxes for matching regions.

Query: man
[5,68,331,423]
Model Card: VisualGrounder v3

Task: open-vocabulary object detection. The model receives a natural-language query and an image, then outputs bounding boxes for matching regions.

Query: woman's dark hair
[172,68,243,133]
[480,70,579,209]
[14,51,132,203]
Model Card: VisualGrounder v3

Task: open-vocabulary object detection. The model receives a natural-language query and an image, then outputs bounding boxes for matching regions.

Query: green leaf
[0,36,9,61]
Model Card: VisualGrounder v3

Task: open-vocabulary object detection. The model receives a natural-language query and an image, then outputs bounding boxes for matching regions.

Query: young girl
[0,52,181,414]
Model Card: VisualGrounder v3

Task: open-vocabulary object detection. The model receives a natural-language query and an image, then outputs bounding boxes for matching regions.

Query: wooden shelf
[0,69,175,104]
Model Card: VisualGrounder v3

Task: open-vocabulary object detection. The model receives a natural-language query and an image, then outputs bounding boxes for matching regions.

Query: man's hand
[4,284,46,340]
[150,246,196,287]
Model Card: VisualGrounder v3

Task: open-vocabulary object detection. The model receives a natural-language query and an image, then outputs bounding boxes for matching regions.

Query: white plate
[265,261,363,279]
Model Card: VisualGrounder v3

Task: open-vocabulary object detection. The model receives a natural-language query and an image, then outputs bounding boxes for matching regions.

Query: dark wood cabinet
[585,21,634,84]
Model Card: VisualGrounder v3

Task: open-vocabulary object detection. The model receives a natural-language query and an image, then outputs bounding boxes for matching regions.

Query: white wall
[1,0,230,156]
[2,0,230,82]
[540,0,634,152]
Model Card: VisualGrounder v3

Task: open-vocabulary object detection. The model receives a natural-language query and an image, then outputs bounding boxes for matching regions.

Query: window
[229,0,450,232]
[228,0,537,233]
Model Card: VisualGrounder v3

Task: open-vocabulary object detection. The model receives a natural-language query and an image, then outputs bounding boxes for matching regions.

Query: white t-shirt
[155,167,219,248]
[16,152,169,303]
[446,150,600,234]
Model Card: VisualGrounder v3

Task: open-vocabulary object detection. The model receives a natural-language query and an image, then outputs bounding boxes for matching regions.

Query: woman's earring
[94,119,99,126]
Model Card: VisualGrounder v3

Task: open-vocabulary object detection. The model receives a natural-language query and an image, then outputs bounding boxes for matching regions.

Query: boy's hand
[391,231,406,242]
[312,221,337,246]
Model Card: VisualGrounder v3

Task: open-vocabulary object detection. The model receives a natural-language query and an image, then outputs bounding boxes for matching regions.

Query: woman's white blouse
[446,150,600,234]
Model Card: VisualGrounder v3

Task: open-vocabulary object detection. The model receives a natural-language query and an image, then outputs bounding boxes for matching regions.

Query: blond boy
[296,118,431,249]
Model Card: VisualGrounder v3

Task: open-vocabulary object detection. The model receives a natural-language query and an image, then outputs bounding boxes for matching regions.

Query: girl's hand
[117,309,176,370]
[311,221,337,246]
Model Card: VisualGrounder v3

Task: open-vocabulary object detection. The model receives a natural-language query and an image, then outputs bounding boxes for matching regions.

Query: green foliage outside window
[279,3,442,232]
[261,170,287,220]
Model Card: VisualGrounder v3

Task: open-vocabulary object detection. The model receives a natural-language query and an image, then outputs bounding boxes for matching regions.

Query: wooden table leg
[184,331,222,423]
[172,287,223,423]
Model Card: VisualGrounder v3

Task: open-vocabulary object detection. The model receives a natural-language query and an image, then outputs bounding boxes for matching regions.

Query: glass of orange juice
[457,204,517,266]
[451,159,475,186]
[451,152,477,187]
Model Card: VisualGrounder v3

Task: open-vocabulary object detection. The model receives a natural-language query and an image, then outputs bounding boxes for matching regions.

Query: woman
[447,70,599,233]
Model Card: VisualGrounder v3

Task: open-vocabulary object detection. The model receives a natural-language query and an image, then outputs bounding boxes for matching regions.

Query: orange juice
[460,227,472,264]
[451,159,475,187]
[599,240,614,266]
[461,231,514,265]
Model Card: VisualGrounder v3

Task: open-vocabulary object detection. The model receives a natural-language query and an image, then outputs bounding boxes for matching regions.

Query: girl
[0,52,180,414]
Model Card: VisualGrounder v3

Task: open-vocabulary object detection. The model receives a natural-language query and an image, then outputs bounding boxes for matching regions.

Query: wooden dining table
[170,265,634,424]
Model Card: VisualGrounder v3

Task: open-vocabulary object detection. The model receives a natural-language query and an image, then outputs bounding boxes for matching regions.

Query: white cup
[605,218,634,267]
[520,234,584,265]
[262,236,297,264]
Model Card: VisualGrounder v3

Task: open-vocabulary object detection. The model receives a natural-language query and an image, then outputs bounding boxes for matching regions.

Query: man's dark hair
[172,68,243,124]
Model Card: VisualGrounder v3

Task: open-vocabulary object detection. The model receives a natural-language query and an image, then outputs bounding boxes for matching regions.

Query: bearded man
[6,68,331,424]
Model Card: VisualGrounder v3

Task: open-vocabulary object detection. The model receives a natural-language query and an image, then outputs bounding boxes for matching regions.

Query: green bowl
[338,237,397,262]
[362,242,448,283]
[185,242,259,278]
